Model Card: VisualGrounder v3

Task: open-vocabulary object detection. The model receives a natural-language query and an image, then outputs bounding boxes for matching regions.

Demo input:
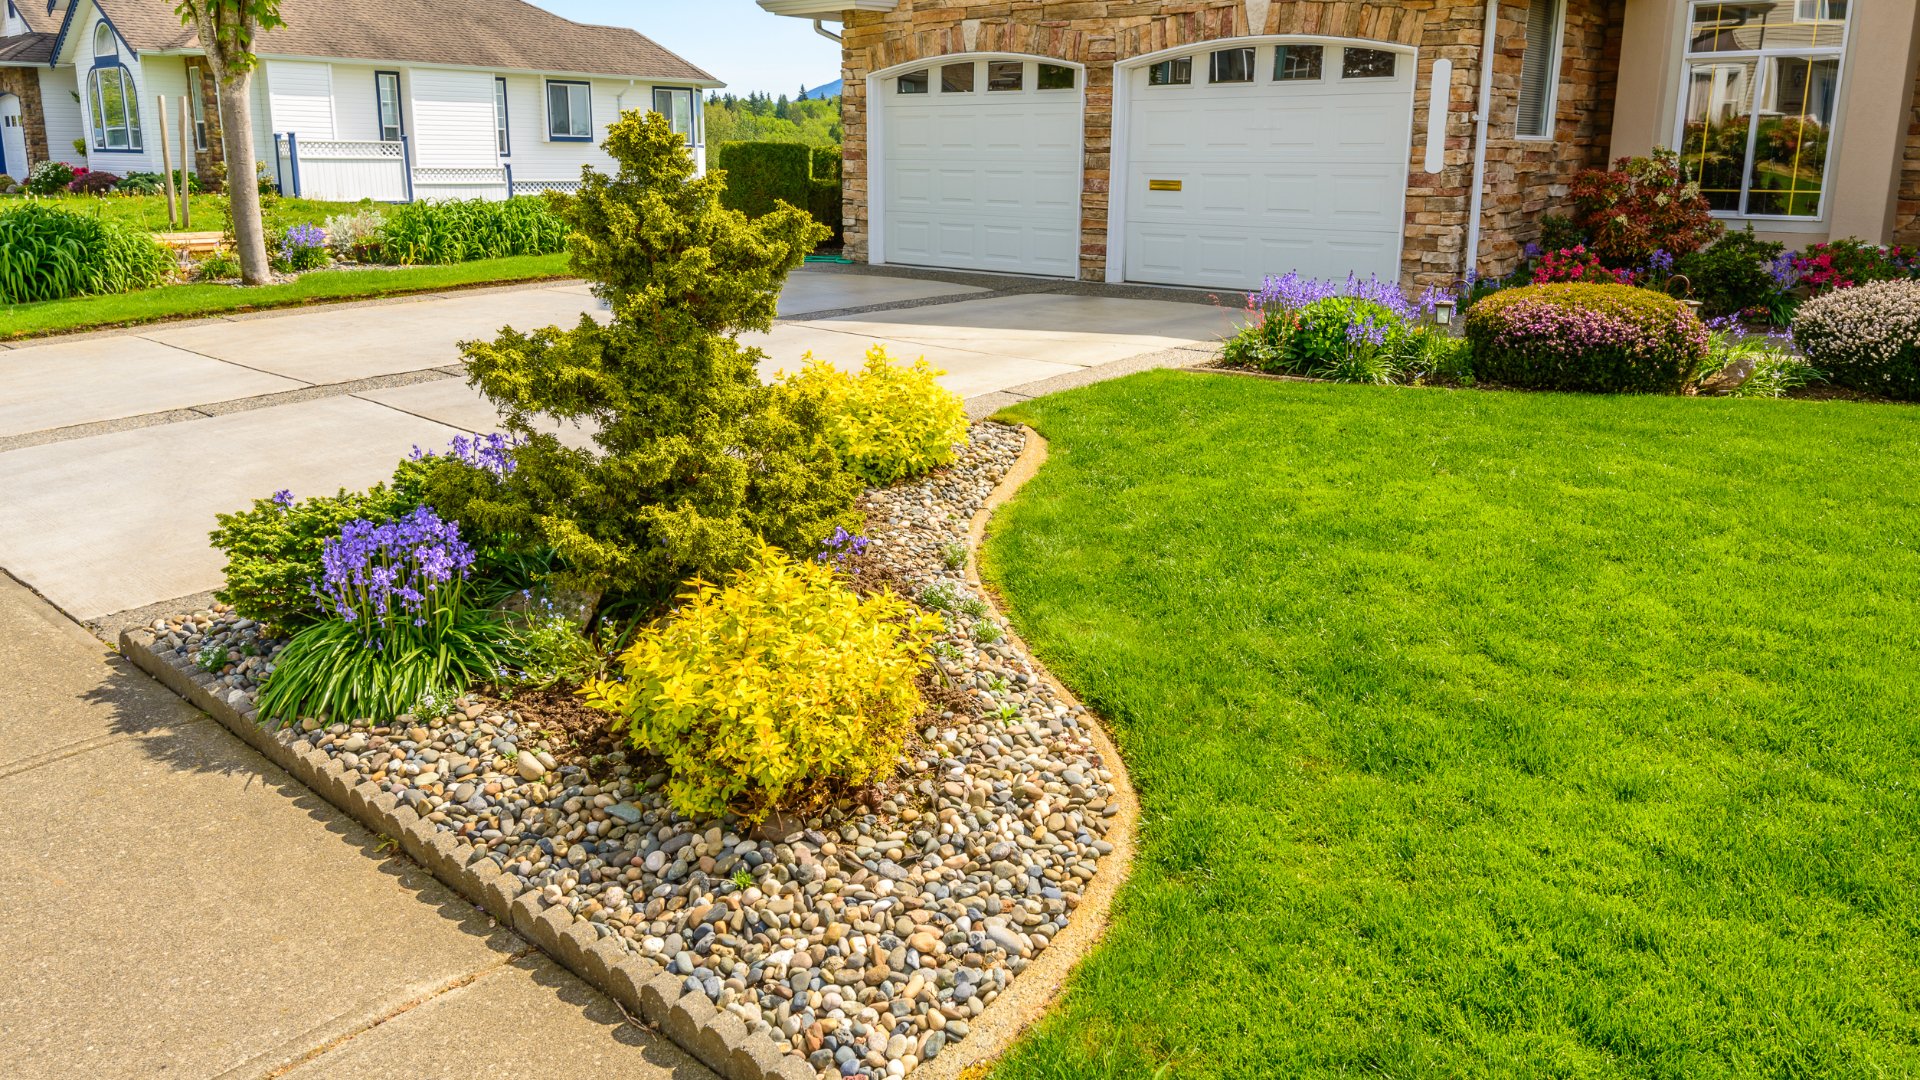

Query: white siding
[36,67,87,167]
[502,76,706,183]
[407,67,495,167]
[330,63,383,142]
[4,0,28,36]
[266,59,333,139]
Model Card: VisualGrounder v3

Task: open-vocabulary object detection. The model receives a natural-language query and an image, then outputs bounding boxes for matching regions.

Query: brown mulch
[506,686,628,764]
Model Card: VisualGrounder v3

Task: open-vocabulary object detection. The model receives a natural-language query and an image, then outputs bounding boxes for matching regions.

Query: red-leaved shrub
[1568,149,1721,269]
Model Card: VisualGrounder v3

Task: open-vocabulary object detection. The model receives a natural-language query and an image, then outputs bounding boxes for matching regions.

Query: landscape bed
[125,421,1137,1080]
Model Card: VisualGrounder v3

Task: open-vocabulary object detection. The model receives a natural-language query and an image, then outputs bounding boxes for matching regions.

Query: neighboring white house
[8,0,717,198]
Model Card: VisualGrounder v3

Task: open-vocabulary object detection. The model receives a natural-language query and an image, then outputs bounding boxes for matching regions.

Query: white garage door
[1123,42,1416,289]
[878,57,1082,277]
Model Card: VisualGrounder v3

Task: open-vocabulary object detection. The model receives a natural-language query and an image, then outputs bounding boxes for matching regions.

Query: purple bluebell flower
[310,507,476,645]
[817,526,871,567]
[1648,249,1675,276]
[411,431,522,478]
[271,489,295,509]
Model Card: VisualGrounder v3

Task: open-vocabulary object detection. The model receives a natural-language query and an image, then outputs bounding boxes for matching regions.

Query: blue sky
[539,0,843,97]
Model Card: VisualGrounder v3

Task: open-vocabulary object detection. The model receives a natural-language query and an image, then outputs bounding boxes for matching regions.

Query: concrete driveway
[0,266,1230,629]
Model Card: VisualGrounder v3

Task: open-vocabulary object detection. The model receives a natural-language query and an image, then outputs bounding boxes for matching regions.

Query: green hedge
[717,141,843,242]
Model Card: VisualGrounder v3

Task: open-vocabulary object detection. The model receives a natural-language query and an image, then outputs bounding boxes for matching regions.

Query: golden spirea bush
[777,346,970,485]
[583,547,940,821]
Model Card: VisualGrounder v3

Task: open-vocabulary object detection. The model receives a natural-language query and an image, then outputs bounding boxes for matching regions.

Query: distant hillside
[799,79,843,100]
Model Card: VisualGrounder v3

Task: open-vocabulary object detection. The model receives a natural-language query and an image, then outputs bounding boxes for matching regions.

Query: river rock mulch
[142,421,1121,1080]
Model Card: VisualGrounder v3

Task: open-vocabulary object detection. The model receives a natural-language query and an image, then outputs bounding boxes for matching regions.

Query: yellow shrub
[582,546,940,821]
[777,345,970,485]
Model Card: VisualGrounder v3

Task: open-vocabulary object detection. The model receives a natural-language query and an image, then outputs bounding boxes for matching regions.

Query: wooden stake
[157,95,177,229]
[180,95,193,229]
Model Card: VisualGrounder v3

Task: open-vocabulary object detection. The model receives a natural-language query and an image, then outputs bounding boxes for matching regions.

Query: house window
[1210,47,1256,83]
[1037,63,1076,90]
[1147,57,1193,86]
[1342,48,1398,78]
[86,24,141,153]
[1516,0,1566,138]
[376,71,403,141]
[547,80,592,140]
[1679,0,1848,218]
[1273,45,1324,81]
[653,87,694,145]
[897,69,929,94]
[987,61,1024,91]
[494,77,510,156]
[941,62,974,94]
[188,69,208,151]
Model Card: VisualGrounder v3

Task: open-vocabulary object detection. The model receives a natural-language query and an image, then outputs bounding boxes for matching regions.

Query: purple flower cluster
[1247,271,1445,324]
[1647,249,1675,277]
[313,507,475,636]
[280,223,325,254]
[1345,314,1390,348]
[411,432,521,478]
[271,488,296,509]
[817,525,870,568]
[1768,250,1801,290]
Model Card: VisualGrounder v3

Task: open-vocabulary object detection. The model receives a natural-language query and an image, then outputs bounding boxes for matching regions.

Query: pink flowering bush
[1464,283,1710,394]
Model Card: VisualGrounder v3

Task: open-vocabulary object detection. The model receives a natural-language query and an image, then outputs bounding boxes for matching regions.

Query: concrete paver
[354,378,600,450]
[0,336,303,437]
[0,575,709,1080]
[751,322,1082,398]
[0,396,463,620]
[776,271,986,316]
[141,287,607,384]
[281,954,712,1080]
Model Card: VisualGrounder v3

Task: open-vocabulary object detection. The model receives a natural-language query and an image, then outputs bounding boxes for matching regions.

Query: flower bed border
[116,425,1138,1080]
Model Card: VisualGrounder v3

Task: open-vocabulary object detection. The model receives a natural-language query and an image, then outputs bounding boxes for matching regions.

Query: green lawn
[0,254,573,339]
[983,371,1920,1078]
[0,192,364,232]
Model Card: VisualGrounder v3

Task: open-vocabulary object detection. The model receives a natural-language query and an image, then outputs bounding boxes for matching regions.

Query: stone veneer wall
[0,65,51,175]
[184,58,226,188]
[1897,54,1920,248]
[838,0,1623,287]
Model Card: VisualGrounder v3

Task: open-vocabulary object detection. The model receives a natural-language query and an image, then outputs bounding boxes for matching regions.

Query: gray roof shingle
[77,0,716,82]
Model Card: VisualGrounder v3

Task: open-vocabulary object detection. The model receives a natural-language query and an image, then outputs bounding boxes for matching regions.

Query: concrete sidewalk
[0,572,713,1080]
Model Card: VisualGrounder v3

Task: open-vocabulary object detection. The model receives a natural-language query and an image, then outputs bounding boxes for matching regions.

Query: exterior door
[0,95,25,180]
[877,57,1082,277]
[1122,41,1416,288]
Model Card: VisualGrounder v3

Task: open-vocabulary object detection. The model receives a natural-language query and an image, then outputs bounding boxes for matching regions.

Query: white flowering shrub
[1792,280,1920,400]
[321,208,386,260]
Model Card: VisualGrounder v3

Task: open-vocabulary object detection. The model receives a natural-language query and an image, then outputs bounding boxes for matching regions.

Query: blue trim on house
[272,131,285,195]
[374,70,404,142]
[495,75,511,157]
[544,79,592,141]
[53,3,139,68]
[287,131,301,197]
[85,64,144,154]
[400,133,414,202]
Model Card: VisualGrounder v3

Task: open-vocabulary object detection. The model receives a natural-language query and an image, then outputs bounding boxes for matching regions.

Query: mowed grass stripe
[981,370,1920,1079]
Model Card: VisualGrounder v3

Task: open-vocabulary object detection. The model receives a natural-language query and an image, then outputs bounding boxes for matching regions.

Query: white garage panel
[879,58,1082,278]
[1122,42,1416,289]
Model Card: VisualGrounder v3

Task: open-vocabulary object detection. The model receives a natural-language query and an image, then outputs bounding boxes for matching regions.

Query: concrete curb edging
[116,424,1137,1080]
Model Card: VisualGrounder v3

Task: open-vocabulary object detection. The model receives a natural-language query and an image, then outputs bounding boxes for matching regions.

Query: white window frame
[494,76,510,156]
[1672,0,1851,223]
[375,71,404,142]
[653,86,695,145]
[188,67,208,151]
[546,80,593,141]
[1515,0,1568,140]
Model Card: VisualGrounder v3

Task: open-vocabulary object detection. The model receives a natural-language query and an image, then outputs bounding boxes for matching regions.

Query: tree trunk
[215,72,270,285]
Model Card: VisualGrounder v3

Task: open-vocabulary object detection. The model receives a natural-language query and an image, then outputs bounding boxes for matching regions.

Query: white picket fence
[284,138,410,202]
